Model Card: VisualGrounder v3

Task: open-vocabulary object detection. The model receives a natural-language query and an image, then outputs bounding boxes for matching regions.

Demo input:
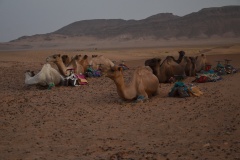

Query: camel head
[74,54,82,60]
[105,66,123,80]
[61,55,70,66]
[72,54,82,64]
[83,55,88,60]
[25,70,35,77]
[80,55,89,63]
[178,51,185,57]
[196,54,206,60]
[46,54,61,63]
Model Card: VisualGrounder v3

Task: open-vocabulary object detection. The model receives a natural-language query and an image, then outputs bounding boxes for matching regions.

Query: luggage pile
[168,82,203,98]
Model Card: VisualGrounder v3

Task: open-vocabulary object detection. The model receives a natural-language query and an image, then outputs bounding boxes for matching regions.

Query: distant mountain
[13,6,240,42]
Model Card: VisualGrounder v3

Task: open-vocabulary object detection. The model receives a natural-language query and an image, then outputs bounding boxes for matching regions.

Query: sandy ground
[0,42,240,160]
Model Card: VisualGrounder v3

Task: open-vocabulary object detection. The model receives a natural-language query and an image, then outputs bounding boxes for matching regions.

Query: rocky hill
[13,6,240,42]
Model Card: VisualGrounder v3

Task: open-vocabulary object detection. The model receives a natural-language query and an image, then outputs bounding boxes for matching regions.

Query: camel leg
[136,83,149,102]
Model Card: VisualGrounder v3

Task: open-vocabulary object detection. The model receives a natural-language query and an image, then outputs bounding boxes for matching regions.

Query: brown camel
[46,54,84,77]
[145,56,186,83]
[106,66,159,101]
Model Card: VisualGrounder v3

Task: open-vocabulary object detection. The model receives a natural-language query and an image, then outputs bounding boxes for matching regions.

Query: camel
[46,54,84,77]
[145,56,186,83]
[195,54,207,73]
[189,57,197,76]
[25,63,64,87]
[89,55,115,71]
[106,66,159,101]
[183,56,197,76]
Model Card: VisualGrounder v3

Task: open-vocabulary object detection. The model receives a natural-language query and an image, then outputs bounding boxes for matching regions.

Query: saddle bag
[178,87,190,98]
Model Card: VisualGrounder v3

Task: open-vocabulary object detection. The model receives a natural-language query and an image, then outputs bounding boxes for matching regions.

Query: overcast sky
[0,0,239,42]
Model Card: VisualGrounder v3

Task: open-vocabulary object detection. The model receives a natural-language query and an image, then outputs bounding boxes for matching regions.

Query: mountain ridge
[12,5,240,42]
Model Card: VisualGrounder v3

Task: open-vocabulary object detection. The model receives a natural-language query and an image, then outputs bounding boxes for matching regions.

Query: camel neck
[55,61,68,76]
[114,75,126,91]
[176,54,184,64]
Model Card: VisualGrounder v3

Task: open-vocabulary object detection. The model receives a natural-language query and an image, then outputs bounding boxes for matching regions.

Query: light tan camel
[25,63,64,87]
[46,54,84,77]
[89,55,115,71]
[195,54,207,72]
[145,56,186,83]
[106,66,159,101]
[189,57,197,76]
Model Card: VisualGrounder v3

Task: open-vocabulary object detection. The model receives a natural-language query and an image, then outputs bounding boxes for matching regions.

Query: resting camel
[25,63,64,87]
[89,55,115,71]
[189,57,197,76]
[195,54,208,73]
[46,54,84,77]
[106,66,159,101]
[145,56,186,83]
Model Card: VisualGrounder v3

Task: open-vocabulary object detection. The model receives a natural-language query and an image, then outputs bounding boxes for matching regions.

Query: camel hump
[135,66,153,76]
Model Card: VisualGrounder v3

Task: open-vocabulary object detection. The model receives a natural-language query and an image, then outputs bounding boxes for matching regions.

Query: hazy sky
[0,0,239,42]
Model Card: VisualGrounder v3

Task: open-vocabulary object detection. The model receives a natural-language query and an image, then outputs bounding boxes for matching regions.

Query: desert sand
[0,41,240,160]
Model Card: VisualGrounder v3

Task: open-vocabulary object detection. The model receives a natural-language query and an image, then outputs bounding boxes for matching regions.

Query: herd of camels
[25,51,207,101]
